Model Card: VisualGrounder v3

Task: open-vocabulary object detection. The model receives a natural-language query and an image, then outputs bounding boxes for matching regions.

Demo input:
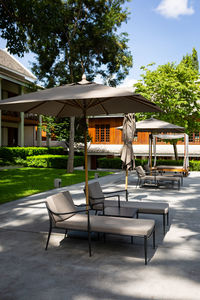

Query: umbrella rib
[87,98,109,114]
[57,103,66,117]
[57,99,84,109]
[24,101,48,113]
[126,95,161,111]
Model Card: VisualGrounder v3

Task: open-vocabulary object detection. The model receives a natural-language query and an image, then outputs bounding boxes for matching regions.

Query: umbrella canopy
[121,113,136,170]
[0,77,161,206]
[0,80,161,116]
[135,117,185,133]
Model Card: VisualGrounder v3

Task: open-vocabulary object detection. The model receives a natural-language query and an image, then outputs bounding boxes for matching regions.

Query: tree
[181,48,199,71]
[0,0,133,172]
[134,56,200,136]
[41,116,88,148]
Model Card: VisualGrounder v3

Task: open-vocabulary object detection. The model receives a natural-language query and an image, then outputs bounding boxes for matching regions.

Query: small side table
[100,206,138,218]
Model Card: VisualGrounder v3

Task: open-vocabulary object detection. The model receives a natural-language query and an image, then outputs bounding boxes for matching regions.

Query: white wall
[24,126,35,146]
[2,127,8,146]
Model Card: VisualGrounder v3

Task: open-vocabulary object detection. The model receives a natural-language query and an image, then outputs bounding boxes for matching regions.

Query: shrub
[189,160,200,171]
[26,155,84,169]
[97,157,122,169]
[154,159,183,166]
[0,147,65,161]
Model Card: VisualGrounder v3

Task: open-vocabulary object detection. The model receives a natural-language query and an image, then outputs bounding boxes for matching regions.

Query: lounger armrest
[89,199,105,213]
[104,194,121,207]
[90,195,120,208]
[47,206,91,222]
[104,189,126,195]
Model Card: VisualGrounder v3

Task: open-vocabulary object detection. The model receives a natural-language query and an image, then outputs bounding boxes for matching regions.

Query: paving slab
[0,171,200,299]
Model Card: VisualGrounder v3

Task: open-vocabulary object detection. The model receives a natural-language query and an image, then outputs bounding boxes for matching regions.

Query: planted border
[26,155,84,169]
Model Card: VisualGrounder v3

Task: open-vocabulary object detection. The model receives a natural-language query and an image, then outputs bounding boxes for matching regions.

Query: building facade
[87,115,200,168]
[0,49,43,147]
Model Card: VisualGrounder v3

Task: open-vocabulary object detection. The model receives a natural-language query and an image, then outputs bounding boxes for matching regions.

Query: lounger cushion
[104,200,169,214]
[56,214,155,237]
[136,166,146,177]
[46,191,76,222]
[155,176,180,182]
[88,182,104,209]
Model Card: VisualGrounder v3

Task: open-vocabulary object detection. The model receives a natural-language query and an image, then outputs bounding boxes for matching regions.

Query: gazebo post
[149,134,153,175]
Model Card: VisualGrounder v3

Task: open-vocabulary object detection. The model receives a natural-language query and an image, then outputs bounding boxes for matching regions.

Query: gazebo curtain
[152,134,189,168]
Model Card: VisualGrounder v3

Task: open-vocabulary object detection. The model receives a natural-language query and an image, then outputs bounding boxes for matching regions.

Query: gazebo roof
[135,117,185,133]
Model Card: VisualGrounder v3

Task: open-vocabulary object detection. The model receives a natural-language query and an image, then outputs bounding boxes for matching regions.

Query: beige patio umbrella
[136,117,185,171]
[121,113,136,200]
[0,76,161,207]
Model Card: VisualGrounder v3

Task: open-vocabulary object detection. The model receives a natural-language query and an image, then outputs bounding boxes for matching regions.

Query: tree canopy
[0,0,132,87]
[134,50,200,135]
[0,0,133,171]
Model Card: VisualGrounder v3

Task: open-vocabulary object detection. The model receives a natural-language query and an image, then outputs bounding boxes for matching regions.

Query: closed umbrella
[0,75,161,207]
[121,113,136,200]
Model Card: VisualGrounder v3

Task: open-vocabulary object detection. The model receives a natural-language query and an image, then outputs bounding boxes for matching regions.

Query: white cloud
[117,78,138,92]
[155,0,194,19]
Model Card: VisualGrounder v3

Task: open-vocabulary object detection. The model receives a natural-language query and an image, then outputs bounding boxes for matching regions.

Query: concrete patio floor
[0,171,200,300]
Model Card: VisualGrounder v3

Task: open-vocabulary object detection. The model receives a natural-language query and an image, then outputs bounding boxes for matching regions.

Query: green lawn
[0,168,113,204]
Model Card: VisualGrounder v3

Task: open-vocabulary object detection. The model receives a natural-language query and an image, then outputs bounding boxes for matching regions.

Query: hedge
[97,157,194,169]
[25,155,84,169]
[97,157,148,169]
[0,147,65,161]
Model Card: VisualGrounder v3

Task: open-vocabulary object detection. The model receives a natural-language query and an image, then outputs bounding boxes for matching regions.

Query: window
[133,132,138,142]
[189,134,194,142]
[194,132,200,142]
[189,132,200,143]
[95,124,110,142]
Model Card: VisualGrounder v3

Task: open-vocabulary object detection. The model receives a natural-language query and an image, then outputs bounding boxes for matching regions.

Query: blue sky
[1,0,200,88]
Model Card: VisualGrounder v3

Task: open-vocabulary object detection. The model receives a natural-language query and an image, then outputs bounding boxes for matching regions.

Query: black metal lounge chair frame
[45,203,155,265]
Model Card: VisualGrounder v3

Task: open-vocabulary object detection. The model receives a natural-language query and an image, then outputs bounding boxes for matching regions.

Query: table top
[102,206,138,218]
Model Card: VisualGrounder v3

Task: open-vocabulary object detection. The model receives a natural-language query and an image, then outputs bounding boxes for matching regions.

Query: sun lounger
[88,181,169,234]
[143,164,183,185]
[45,191,156,265]
[136,166,181,190]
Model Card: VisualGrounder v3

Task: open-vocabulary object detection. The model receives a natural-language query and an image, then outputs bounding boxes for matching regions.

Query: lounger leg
[45,223,52,250]
[126,190,128,201]
[131,236,133,244]
[144,236,147,265]
[163,213,166,235]
[136,178,139,188]
[64,229,68,238]
[103,233,106,243]
[167,212,169,226]
[88,231,91,257]
[178,180,180,190]
[88,211,92,257]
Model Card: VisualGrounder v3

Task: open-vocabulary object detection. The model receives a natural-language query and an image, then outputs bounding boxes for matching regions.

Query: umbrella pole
[84,115,89,210]
[125,168,128,201]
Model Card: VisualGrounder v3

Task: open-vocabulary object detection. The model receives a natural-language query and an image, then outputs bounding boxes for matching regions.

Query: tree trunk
[67,116,75,173]
[173,141,178,160]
